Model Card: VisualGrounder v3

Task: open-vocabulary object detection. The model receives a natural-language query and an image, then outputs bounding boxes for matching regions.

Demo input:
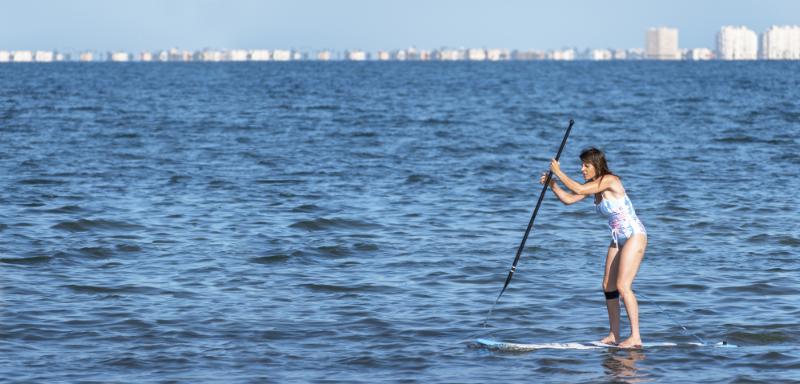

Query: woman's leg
[616,234,647,348]
[601,244,621,344]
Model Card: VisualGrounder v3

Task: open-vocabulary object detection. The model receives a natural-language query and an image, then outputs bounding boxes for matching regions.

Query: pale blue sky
[2,0,798,51]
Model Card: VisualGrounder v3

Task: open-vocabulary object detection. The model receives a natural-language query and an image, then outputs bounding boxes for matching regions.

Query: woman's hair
[579,147,615,181]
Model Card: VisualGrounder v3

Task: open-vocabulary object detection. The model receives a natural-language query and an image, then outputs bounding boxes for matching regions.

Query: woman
[540,147,647,348]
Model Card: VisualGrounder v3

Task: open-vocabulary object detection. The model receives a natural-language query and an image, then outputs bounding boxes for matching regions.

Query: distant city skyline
[2,0,799,52]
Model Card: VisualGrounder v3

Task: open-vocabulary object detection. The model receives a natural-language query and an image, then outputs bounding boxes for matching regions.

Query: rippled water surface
[2,62,799,383]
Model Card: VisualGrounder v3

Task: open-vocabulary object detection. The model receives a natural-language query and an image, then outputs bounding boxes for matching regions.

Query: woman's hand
[539,171,555,187]
[549,159,562,175]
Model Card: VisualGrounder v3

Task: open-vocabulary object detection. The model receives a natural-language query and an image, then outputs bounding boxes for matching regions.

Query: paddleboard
[473,338,733,352]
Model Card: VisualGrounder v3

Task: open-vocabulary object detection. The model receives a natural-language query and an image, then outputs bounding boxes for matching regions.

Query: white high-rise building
[316,50,332,61]
[688,48,714,61]
[34,51,54,62]
[590,49,613,61]
[548,49,575,61]
[435,49,464,61]
[345,50,367,61]
[227,50,248,61]
[467,48,486,61]
[486,49,509,61]
[717,26,758,60]
[109,52,130,62]
[376,51,391,61]
[761,25,800,60]
[250,50,271,61]
[272,50,292,61]
[12,51,33,62]
[0,51,10,62]
[79,52,94,62]
[646,27,680,60]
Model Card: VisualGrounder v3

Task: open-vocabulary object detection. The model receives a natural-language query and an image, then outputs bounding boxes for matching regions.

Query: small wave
[667,283,708,291]
[421,117,458,126]
[746,234,771,244]
[64,284,165,295]
[353,242,379,251]
[44,205,84,214]
[78,247,114,258]
[0,223,7,232]
[317,245,350,257]
[352,131,377,137]
[302,283,399,294]
[115,244,142,252]
[168,175,190,184]
[52,219,144,233]
[250,254,290,264]
[289,217,382,231]
[18,178,67,185]
[727,330,795,345]
[714,135,790,145]
[292,204,321,213]
[405,174,434,184]
[777,236,800,246]
[70,105,102,112]
[306,104,340,111]
[718,282,800,295]
[0,255,51,265]
[208,179,234,189]
[302,283,363,293]
[112,132,140,139]
[114,152,145,160]
[256,179,306,185]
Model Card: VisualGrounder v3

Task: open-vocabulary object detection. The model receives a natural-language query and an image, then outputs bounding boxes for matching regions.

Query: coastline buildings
[717,26,758,60]
[316,50,332,61]
[646,27,680,60]
[272,50,292,61]
[3,24,800,62]
[227,50,249,61]
[109,52,130,62]
[34,51,54,62]
[250,50,270,61]
[590,49,613,61]
[761,25,800,60]
[345,50,367,61]
[688,48,714,60]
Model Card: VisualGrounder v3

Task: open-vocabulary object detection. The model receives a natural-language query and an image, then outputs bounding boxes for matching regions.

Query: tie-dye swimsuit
[596,194,646,247]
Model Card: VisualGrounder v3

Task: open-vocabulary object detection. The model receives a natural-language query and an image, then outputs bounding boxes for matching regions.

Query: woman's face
[581,162,597,181]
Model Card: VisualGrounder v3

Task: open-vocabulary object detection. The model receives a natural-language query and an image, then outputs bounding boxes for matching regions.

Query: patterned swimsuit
[595,194,646,247]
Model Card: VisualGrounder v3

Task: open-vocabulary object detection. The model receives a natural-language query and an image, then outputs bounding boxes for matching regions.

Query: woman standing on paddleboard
[540,147,647,349]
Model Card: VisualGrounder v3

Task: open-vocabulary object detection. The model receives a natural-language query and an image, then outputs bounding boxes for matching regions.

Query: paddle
[484,119,574,326]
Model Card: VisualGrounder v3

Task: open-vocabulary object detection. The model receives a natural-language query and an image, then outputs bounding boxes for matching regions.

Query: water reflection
[602,349,650,383]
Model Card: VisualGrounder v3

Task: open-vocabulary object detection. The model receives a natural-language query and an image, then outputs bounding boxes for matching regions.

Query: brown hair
[579,147,615,182]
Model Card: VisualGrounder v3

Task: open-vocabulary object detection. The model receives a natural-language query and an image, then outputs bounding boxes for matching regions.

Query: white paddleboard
[473,338,732,352]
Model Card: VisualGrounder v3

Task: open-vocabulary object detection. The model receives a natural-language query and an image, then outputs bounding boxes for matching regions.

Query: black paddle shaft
[493,119,574,305]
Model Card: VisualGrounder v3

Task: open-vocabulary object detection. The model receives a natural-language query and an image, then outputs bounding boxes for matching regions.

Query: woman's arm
[549,159,612,195]
[540,173,587,205]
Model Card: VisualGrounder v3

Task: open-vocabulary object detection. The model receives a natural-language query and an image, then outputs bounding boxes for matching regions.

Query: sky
[1,0,799,52]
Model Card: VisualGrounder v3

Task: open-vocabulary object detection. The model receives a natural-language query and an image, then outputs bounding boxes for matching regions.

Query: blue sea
[1,62,799,383]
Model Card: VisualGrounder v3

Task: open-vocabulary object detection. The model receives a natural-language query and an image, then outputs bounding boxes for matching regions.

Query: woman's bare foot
[600,333,619,345]
[618,336,642,349]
